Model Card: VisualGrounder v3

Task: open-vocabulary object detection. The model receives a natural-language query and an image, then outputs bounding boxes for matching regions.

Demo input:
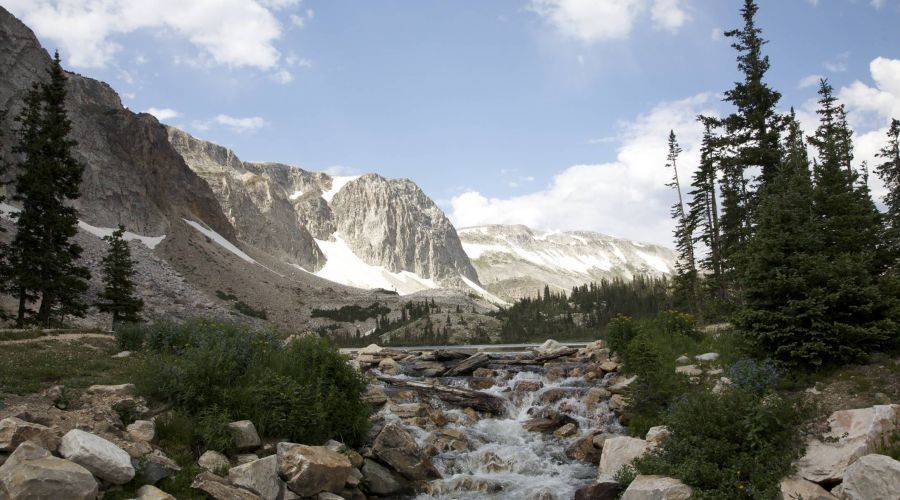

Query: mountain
[459,224,676,301]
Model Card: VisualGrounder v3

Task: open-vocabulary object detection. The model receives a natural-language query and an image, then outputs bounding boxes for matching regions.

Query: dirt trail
[0,332,115,345]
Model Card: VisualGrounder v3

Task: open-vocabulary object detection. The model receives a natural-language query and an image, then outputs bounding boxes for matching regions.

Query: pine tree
[97,225,144,326]
[876,119,900,270]
[687,117,725,304]
[665,130,698,310]
[5,53,90,326]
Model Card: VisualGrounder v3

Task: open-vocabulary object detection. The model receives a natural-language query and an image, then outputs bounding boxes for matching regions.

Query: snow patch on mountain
[460,275,508,306]
[183,219,257,264]
[322,175,360,203]
[313,235,439,295]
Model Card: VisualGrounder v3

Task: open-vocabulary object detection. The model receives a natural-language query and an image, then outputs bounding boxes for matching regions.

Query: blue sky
[6,0,900,245]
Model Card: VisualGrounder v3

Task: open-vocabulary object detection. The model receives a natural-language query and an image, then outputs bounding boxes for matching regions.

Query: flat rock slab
[621,475,692,499]
[598,436,649,481]
[839,454,900,500]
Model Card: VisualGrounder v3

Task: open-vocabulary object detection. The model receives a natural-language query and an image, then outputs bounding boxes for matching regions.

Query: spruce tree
[876,119,900,270]
[687,117,725,305]
[98,225,144,326]
[665,130,698,310]
[6,53,90,326]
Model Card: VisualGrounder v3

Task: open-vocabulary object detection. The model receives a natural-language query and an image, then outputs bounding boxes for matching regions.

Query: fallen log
[532,347,578,363]
[443,352,491,376]
[374,375,507,415]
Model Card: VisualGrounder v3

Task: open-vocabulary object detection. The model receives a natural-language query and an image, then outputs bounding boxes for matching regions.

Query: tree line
[665,0,899,367]
[1,53,142,328]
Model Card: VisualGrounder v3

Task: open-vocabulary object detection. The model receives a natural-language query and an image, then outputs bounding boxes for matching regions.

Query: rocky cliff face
[0,7,232,239]
[459,224,676,300]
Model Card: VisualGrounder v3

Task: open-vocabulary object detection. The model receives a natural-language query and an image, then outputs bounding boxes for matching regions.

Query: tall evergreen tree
[97,225,144,326]
[876,119,900,270]
[5,53,90,326]
[687,117,725,304]
[665,131,698,309]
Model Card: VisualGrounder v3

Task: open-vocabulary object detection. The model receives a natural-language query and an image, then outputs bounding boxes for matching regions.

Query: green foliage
[606,315,639,354]
[215,290,238,301]
[97,225,144,325]
[115,322,147,351]
[311,303,391,322]
[233,300,267,320]
[130,321,371,448]
[194,405,235,454]
[633,387,811,499]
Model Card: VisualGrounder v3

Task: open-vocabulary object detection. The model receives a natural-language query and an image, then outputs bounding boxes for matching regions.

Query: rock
[597,436,649,480]
[199,450,231,472]
[796,404,900,485]
[112,351,133,358]
[229,455,285,500]
[574,480,623,500]
[191,471,262,500]
[0,441,98,500]
[645,426,670,446]
[372,422,440,480]
[361,458,406,496]
[621,475,692,499]
[378,357,399,374]
[390,402,426,419]
[599,361,620,372]
[514,380,543,394]
[127,420,156,442]
[675,355,690,365]
[712,377,732,394]
[839,454,900,500]
[674,365,702,377]
[316,492,343,500]
[778,475,836,500]
[228,420,262,451]
[694,352,719,363]
[609,394,628,411]
[136,484,176,500]
[324,440,363,468]
[540,387,579,404]
[444,352,491,376]
[584,388,611,411]
[522,412,577,433]
[565,431,605,464]
[59,429,136,484]
[469,377,495,390]
[536,339,566,355]
[472,367,494,378]
[276,442,353,497]
[361,385,388,406]
[609,375,637,394]
[87,383,136,396]
[237,453,260,465]
[554,423,578,438]
[358,344,384,355]
[0,417,59,452]
[137,449,181,484]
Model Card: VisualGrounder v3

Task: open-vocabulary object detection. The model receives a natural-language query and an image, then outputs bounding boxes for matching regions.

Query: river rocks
[796,404,900,485]
[620,475,692,499]
[536,339,567,356]
[469,377,495,390]
[228,455,285,500]
[127,420,156,442]
[361,458,407,496]
[228,420,262,451]
[778,475,836,499]
[598,436,649,480]
[324,440,363,468]
[359,344,384,355]
[361,385,388,406]
[554,422,578,438]
[276,442,353,497]
[0,441,98,500]
[136,484,176,500]
[87,384,136,397]
[59,429,135,484]
[473,367,495,378]
[540,387,580,404]
[390,402,427,419]
[192,471,262,500]
[515,380,543,394]
[523,410,577,434]
[584,387,611,410]
[838,454,900,500]
[574,480,623,500]
[645,426,670,446]
[373,422,440,481]
[0,417,60,452]
[609,394,628,411]
[378,357,399,374]
[609,375,637,394]
[199,450,231,472]
[427,428,469,453]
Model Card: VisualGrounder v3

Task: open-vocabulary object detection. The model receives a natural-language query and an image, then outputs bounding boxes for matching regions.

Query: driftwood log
[375,375,507,415]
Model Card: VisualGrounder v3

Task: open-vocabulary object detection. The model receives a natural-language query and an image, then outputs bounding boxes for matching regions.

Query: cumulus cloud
[145,107,182,121]
[798,74,823,89]
[4,0,300,69]
[451,93,715,245]
[214,114,268,133]
[528,0,691,43]
[839,57,900,127]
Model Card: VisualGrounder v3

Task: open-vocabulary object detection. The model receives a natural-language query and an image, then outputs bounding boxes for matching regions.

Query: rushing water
[370,350,623,500]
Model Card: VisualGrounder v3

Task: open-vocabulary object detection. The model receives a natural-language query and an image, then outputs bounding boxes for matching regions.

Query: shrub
[131,321,371,449]
[194,405,235,454]
[656,310,699,340]
[234,301,267,320]
[606,315,639,354]
[728,358,782,393]
[114,323,146,351]
[633,386,811,499]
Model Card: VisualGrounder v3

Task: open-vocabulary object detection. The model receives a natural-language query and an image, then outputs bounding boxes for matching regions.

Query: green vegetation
[97,225,144,326]
[311,302,390,322]
[233,300,268,320]
[128,320,371,448]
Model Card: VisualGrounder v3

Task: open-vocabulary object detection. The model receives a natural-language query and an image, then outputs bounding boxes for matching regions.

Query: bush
[728,358,782,393]
[606,315,639,354]
[633,386,811,499]
[130,321,371,449]
[114,323,146,351]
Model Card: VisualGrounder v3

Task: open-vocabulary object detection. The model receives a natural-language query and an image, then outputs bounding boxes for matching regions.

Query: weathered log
[532,348,578,363]
[443,352,491,376]
[374,375,506,415]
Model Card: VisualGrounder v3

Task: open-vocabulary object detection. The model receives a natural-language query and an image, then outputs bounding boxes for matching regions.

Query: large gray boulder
[198,450,231,473]
[839,454,900,500]
[620,475,692,499]
[136,484,176,500]
[0,417,59,452]
[0,441,98,500]
[228,455,287,500]
[597,436,649,481]
[361,458,406,496]
[372,422,441,481]
[59,429,135,484]
[778,475,835,499]
[276,442,353,497]
[191,471,262,500]
[228,421,262,451]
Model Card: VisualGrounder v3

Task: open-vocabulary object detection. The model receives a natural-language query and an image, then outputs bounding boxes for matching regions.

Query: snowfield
[322,175,360,203]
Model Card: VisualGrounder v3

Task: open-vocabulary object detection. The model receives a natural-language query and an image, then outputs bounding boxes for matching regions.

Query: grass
[0,329,46,341]
[0,337,136,395]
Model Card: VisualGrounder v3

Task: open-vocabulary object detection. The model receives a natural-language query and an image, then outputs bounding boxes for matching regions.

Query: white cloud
[145,107,181,121]
[838,57,900,129]
[4,0,298,69]
[271,69,294,84]
[824,51,850,73]
[710,27,722,41]
[214,114,268,133]
[798,74,823,89]
[528,0,691,43]
[451,93,715,245]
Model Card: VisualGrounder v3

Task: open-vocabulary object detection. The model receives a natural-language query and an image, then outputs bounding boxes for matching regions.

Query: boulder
[609,375,637,394]
[229,455,285,500]
[584,387,612,411]
[378,357,399,374]
[599,361,620,373]
[276,442,353,497]
[554,423,578,438]
[59,429,135,484]
[565,431,607,464]
[361,385,388,406]
[839,454,900,500]
[199,450,231,472]
[372,422,440,480]
[621,475,692,499]
[228,420,262,451]
[136,484,177,500]
[236,453,260,465]
[778,475,836,500]
[0,441,98,500]
[0,417,59,452]
[535,339,566,355]
[191,471,262,500]
[694,352,719,363]
[574,480,623,499]
[674,365,702,377]
[86,383,136,396]
[127,420,156,442]
[473,367,495,378]
[645,426,670,446]
[597,436,649,480]
[112,351,133,358]
[358,344,383,355]
[137,449,181,484]
[609,394,629,411]
[796,404,900,485]
[324,440,363,468]
[514,380,544,394]
[361,458,406,496]
[675,355,690,365]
